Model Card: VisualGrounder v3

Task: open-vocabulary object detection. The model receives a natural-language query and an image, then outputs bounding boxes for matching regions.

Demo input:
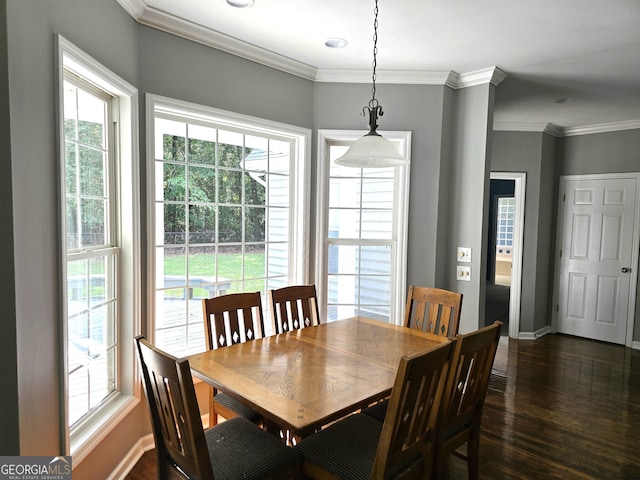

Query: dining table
[187,315,451,438]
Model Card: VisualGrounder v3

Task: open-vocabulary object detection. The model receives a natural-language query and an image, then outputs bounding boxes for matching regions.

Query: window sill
[70,394,140,466]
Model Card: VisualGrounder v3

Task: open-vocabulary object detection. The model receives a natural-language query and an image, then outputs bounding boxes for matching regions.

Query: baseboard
[109,412,211,479]
[107,433,154,480]
[518,326,551,340]
[632,341,640,351]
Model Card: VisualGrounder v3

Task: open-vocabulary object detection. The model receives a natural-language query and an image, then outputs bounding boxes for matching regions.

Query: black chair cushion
[215,391,262,422]
[205,416,302,480]
[294,414,383,480]
[360,399,389,423]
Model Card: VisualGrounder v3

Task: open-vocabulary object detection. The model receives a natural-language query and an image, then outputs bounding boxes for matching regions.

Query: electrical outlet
[457,266,471,281]
[457,247,471,263]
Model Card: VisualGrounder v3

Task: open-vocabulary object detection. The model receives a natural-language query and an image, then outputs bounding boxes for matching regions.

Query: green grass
[168,252,265,279]
[67,252,266,299]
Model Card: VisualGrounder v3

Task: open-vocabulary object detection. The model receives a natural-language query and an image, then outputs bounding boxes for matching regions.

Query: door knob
[621,267,631,273]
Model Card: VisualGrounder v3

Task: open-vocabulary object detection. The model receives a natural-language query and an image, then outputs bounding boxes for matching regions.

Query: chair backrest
[404,285,463,337]
[371,341,454,479]
[202,292,266,350]
[438,321,502,446]
[134,336,214,480]
[270,284,320,334]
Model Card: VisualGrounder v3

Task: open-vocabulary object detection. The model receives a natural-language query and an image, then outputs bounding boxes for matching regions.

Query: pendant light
[334,0,408,168]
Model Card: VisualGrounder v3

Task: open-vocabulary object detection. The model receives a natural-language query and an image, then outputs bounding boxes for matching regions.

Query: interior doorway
[486,172,525,338]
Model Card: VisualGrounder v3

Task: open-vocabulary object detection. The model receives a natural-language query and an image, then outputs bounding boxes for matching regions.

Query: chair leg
[431,452,446,480]
[467,437,480,480]
[209,386,218,427]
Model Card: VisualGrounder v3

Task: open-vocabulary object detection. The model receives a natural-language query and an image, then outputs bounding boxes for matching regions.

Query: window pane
[188,166,215,203]
[245,207,265,242]
[245,171,266,205]
[81,198,106,247]
[218,130,243,167]
[267,207,289,242]
[164,164,186,202]
[164,204,186,245]
[269,173,290,206]
[328,208,360,239]
[219,206,242,242]
[79,146,105,197]
[188,205,215,244]
[77,88,106,148]
[219,169,242,204]
[188,246,216,277]
[361,209,392,240]
[188,124,216,166]
[163,134,185,162]
[329,178,361,208]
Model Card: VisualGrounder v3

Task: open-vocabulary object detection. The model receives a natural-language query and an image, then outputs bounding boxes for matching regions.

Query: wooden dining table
[187,315,451,437]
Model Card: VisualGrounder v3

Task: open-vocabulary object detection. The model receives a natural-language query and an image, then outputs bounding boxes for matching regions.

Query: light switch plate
[457,266,471,281]
[457,247,471,263]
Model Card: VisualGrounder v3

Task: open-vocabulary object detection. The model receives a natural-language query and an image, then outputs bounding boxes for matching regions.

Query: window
[64,75,117,426]
[148,96,310,356]
[316,131,411,325]
[58,36,139,460]
[496,196,515,251]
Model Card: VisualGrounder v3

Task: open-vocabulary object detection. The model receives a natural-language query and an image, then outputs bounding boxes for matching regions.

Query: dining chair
[431,320,502,480]
[270,284,320,334]
[134,336,302,480]
[294,340,454,480]
[405,285,463,338]
[202,292,265,426]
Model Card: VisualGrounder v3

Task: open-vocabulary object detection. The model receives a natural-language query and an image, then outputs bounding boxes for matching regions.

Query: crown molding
[455,66,508,88]
[562,119,640,137]
[314,69,455,85]
[116,0,146,18]
[495,119,640,137]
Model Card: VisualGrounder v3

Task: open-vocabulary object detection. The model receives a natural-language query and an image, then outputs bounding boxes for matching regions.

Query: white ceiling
[117,0,640,135]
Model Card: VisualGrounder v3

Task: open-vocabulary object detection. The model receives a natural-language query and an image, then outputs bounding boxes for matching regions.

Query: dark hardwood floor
[126,334,640,480]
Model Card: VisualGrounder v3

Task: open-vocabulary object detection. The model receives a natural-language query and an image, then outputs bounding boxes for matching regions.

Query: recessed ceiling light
[226,0,255,8]
[325,38,348,49]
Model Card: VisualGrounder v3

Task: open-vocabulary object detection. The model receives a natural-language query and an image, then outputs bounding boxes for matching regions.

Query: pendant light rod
[334,0,409,168]
[363,0,383,137]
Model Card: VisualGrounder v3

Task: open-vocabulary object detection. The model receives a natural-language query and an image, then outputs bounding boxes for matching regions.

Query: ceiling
[117,0,640,135]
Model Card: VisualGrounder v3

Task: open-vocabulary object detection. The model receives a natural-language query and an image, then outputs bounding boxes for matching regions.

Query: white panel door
[557,177,638,344]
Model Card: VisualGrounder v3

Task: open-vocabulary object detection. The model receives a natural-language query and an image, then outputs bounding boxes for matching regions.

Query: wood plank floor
[126,333,640,479]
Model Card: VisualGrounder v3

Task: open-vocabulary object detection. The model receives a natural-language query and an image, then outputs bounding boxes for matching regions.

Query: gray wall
[561,129,640,175]
[447,84,495,333]
[312,82,449,287]
[491,131,558,334]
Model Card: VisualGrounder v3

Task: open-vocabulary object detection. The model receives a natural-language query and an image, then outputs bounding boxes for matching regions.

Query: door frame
[490,172,526,339]
[551,173,640,347]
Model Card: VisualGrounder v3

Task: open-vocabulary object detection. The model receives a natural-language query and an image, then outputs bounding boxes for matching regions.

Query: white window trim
[145,94,311,344]
[315,130,411,325]
[56,35,141,463]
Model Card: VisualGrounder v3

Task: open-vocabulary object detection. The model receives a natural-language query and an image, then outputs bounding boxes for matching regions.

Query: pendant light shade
[334,0,409,169]
[334,134,407,168]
